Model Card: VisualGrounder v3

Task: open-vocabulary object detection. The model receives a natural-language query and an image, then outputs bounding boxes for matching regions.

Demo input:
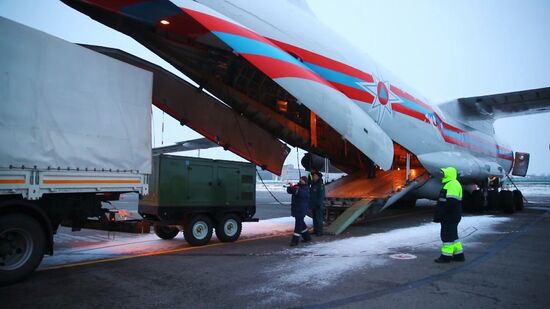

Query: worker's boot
[453,253,465,262]
[290,235,300,246]
[301,230,311,243]
[434,255,452,263]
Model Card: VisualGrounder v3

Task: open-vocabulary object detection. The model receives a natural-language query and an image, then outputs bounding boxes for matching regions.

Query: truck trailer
[139,155,257,246]
[0,18,153,285]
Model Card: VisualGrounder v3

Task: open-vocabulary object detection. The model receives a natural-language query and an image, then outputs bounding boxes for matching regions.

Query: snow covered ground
[41,183,545,273]
[511,184,550,196]
[42,213,510,289]
[41,217,313,269]
[243,215,511,304]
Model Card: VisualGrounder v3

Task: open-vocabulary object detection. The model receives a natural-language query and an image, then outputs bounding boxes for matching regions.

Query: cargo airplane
[62,0,550,216]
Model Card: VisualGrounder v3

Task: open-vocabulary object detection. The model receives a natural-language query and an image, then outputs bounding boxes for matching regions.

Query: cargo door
[217,166,241,205]
[512,152,530,177]
[187,162,216,205]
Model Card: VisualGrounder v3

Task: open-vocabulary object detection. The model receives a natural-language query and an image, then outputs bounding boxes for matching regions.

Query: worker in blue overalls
[287,176,312,246]
[309,171,325,236]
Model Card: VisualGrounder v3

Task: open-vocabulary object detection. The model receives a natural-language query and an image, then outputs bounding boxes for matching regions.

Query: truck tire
[153,224,179,240]
[513,190,524,211]
[499,190,515,214]
[184,215,213,246]
[0,214,45,286]
[215,214,242,242]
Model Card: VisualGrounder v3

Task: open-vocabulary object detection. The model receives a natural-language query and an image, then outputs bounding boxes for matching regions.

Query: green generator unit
[139,155,257,245]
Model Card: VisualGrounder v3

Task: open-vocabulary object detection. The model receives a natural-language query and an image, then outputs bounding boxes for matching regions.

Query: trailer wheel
[184,215,213,246]
[153,224,179,240]
[499,190,515,214]
[513,190,524,211]
[0,214,45,286]
[215,214,242,242]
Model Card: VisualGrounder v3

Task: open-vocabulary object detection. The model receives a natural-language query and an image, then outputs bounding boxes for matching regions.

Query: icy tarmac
[2,192,549,308]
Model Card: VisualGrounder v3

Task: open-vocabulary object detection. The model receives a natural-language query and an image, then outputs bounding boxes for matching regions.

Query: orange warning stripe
[0,179,26,184]
[43,179,142,185]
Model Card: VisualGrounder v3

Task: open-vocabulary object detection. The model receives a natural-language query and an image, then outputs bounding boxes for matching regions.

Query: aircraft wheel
[471,190,484,213]
[487,190,499,211]
[184,215,213,246]
[513,190,524,211]
[215,214,242,243]
[499,190,515,214]
[462,191,472,213]
[405,199,417,208]
[153,224,179,240]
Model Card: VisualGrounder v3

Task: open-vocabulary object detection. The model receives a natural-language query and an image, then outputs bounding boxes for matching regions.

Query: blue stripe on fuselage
[442,128,499,154]
[396,96,431,115]
[303,62,367,91]
[213,32,303,67]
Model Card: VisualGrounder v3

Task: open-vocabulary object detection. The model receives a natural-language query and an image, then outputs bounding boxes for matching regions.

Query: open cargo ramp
[83,45,290,175]
[323,169,429,235]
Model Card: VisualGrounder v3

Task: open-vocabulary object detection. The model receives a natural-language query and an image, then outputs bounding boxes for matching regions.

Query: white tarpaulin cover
[0,18,152,173]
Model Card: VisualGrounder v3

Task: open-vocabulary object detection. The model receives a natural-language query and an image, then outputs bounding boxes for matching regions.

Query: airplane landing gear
[463,177,524,214]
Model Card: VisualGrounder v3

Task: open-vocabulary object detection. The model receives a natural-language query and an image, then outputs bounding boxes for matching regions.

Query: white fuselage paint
[192,0,514,180]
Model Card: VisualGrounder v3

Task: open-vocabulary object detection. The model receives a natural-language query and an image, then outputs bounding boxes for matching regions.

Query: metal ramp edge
[323,198,374,236]
[380,173,431,212]
[324,173,430,236]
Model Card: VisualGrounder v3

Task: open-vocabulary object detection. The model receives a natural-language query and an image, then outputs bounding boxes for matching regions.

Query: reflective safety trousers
[441,241,464,256]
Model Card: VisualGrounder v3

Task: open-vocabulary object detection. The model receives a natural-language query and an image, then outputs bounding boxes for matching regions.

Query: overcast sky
[1,0,549,175]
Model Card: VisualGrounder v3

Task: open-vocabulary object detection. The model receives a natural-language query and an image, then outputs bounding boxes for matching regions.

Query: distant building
[280,164,307,182]
[255,165,305,182]
[256,167,275,181]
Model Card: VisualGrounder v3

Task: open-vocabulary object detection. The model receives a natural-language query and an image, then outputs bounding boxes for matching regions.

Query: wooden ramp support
[324,198,373,235]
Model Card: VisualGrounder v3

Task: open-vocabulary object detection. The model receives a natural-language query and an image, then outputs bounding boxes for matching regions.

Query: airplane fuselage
[193,0,514,180]
[61,0,515,185]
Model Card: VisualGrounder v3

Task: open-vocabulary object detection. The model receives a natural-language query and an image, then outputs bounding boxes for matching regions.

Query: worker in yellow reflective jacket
[433,167,465,263]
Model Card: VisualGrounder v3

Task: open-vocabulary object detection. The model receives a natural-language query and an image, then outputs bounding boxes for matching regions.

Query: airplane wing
[444,87,550,121]
[152,138,219,156]
[61,0,394,170]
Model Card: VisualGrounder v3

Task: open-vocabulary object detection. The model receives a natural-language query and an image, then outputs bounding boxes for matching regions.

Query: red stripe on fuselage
[390,85,434,113]
[392,103,428,122]
[332,82,375,104]
[270,39,375,83]
[183,8,279,48]
[242,54,334,88]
